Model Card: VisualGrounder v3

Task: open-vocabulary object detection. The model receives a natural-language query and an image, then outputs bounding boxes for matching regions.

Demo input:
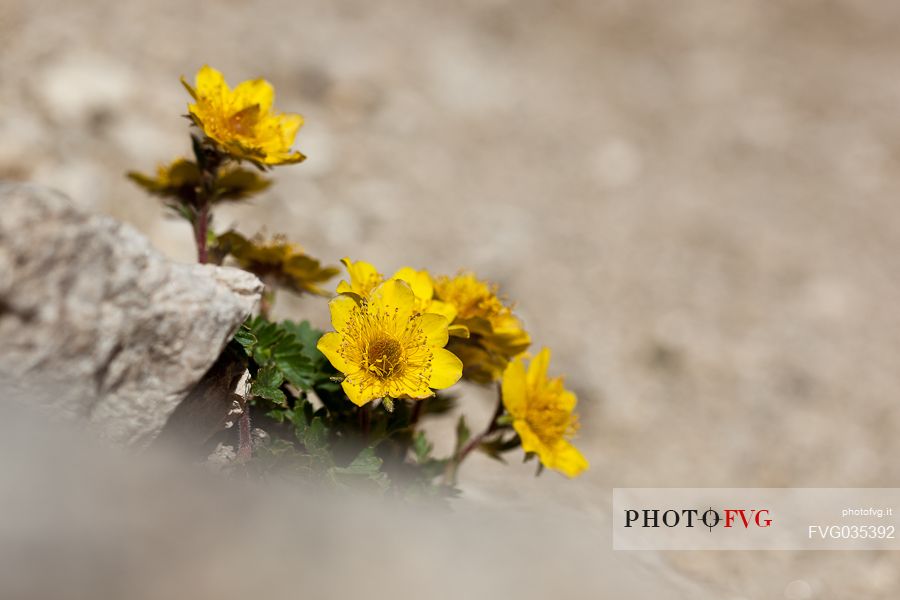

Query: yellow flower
[317,280,463,406]
[336,258,457,322]
[502,348,588,478]
[336,258,384,298]
[127,158,271,202]
[434,272,531,383]
[216,231,337,296]
[182,65,305,167]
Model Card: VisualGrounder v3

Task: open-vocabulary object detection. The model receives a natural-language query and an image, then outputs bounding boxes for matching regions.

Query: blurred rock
[0,183,262,446]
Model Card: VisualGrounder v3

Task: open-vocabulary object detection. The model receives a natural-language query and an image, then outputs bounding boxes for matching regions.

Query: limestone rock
[0,183,262,446]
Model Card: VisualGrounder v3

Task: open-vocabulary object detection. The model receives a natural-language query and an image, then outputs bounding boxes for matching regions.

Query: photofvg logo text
[624,507,772,531]
[613,488,900,550]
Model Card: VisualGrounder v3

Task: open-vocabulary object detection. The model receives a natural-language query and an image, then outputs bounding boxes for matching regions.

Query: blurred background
[2,0,900,597]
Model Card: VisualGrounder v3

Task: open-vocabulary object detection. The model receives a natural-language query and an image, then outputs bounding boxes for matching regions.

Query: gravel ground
[3,0,900,597]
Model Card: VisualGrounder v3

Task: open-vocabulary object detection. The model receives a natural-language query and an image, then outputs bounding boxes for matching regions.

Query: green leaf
[454,415,471,455]
[256,365,284,388]
[233,321,257,353]
[478,433,521,463]
[496,414,514,426]
[296,416,329,453]
[329,447,390,491]
[334,447,383,476]
[273,343,315,390]
[412,431,433,463]
[281,320,325,364]
[251,384,286,405]
[250,365,286,405]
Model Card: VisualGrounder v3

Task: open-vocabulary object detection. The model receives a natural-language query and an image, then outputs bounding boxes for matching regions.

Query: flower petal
[428,347,463,390]
[418,313,449,347]
[342,258,382,297]
[233,78,274,113]
[328,293,359,332]
[278,113,304,146]
[369,279,416,321]
[316,332,352,374]
[342,376,376,407]
[447,323,469,338]
[426,299,458,323]
[501,357,528,418]
[547,440,589,478]
[195,65,228,98]
[527,347,552,389]
[392,267,434,302]
[514,420,548,458]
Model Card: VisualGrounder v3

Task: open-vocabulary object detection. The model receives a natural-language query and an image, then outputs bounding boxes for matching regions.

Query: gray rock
[0,183,262,446]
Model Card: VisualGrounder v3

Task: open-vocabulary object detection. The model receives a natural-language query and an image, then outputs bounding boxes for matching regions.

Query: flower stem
[194,202,209,264]
[409,399,423,429]
[444,386,504,485]
[236,404,252,463]
[358,403,371,440]
[190,137,222,265]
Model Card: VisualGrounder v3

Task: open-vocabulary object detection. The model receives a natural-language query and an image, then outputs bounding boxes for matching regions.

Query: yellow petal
[232,78,274,113]
[369,279,416,321]
[316,332,352,374]
[342,258,382,297]
[501,357,528,418]
[527,347,552,389]
[336,280,353,295]
[428,347,463,390]
[195,65,228,97]
[559,389,577,412]
[328,293,359,332]
[426,299,458,323]
[391,267,434,302]
[514,420,548,458]
[418,313,449,347]
[548,440,589,478]
[342,376,376,407]
[278,113,304,146]
[447,323,469,338]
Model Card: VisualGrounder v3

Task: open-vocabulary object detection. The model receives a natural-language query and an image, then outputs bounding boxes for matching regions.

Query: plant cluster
[129,66,588,496]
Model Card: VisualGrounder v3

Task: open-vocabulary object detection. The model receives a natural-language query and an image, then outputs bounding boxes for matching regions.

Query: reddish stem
[194,202,209,264]
[236,407,252,463]
[457,393,504,463]
[444,387,504,485]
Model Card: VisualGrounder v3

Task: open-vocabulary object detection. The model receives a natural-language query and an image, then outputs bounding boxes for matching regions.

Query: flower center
[228,104,261,136]
[526,393,576,444]
[365,336,403,379]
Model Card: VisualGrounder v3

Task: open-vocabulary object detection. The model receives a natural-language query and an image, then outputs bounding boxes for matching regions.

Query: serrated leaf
[256,365,284,388]
[297,416,328,453]
[233,323,257,352]
[281,320,325,363]
[273,342,315,390]
[328,447,390,491]
[334,447,383,476]
[412,431,433,463]
[251,384,286,405]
